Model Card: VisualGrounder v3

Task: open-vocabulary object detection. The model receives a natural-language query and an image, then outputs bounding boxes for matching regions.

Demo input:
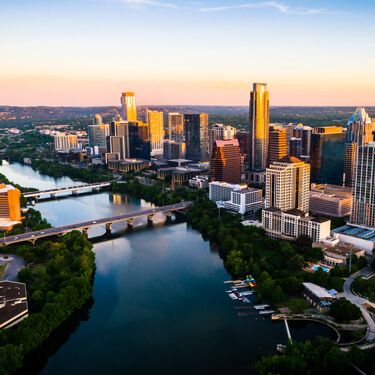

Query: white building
[224,188,263,214]
[209,181,245,202]
[54,134,78,151]
[262,208,331,243]
[189,175,209,189]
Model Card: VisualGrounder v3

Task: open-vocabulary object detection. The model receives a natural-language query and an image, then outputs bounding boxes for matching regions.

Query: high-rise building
[289,137,302,158]
[88,123,110,149]
[163,140,185,160]
[351,142,375,227]
[235,130,250,169]
[94,114,103,125]
[54,134,78,151]
[344,108,375,187]
[168,112,184,142]
[293,124,312,160]
[109,120,130,158]
[310,126,345,185]
[266,156,310,213]
[121,92,137,122]
[249,83,270,178]
[210,139,241,184]
[108,136,126,160]
[184,113,209,162]
[268,126,287,165]
[147,110,164,157]
[0,184,22,231]
[208,124,236,156]
[128,121,151,159]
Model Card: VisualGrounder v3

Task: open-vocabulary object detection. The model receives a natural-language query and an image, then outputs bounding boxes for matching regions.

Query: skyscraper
[121,92,137,122]
[147,110,164,157]
[351,142,375,227]
[289,137,302,158]
[94,114,103,125]
[344,108,375,187]
[108,136,126,160]
[293,124,312,160]
[210,139,241,184]
[208,124,236,156]
[128,121,151,159]
[184,113,209,162]
[310,127,345,185]
[88,123,110,149]
[265,156,310,213]
[249,83,269,181]
[168,112,184,142]
[268,126,287,165]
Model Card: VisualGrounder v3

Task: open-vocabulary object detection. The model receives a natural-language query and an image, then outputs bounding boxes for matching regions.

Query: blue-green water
[0,163,337,374]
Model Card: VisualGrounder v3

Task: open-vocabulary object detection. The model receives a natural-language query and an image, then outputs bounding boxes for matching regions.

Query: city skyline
[1,0,375,106]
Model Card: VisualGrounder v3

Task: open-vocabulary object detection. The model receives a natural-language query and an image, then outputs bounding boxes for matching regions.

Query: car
[40,231,45,234]
[92,221,97,224]
[14,237,19,240]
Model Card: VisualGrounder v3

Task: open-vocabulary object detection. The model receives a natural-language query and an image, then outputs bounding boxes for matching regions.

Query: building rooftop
[333,224,375,242]
[278,156,303,164]
[284,208,306,217]
[303,282,334,299]
[0,184,18,194]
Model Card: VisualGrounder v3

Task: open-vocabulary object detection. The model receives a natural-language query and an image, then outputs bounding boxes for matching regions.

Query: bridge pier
[166,211,173,223]
[50,193,56,199]
[72,190,79,196]
[147,214,155,225]
[127,218,134,229]
[105,223,112,234]
[93,187,100,193]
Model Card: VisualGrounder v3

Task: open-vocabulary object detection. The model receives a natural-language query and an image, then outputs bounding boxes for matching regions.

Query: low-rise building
[209,181,246,202]
[302,282,335,312]
[0,281,28,329]
[189,175,209,189]
[107,159,151,173]
[262,208,331,243]
[309,184,352,217]
[224,188,263,215]
[157,167,202,188]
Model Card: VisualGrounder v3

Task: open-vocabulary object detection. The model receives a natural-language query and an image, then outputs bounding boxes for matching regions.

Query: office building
[163,140,185,160]
[184,113,209,162]
[0,184,22,231]
[351,142,375,227]
[344,108,375,187]
[157,167,202,189]
[309,184,352,217]
[262,208,331,243]
[94,114,103,125]
[54,134,78,151]
[209,181,246,202]
[289,137,302,158]
[120,91,137,122]
[168,112,184,142]
[224,188,263,215]
[0,281,28,329]
[249,83,270,182]
[108,136,126,160]
[208,124,236,156]
[266,156,310,213]
[210,139,241,184]
[147,110,164,157]
[293,124,312,160]
[128,121,151,160]
[88,123,109,149]
[310,127,345,185]
[107,159,151,173]
[268,126,287,164]
[235,130,250,170]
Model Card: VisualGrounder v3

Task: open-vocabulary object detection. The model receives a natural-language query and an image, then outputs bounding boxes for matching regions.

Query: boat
[276,344,286,353]
[239,291,253,296]
[254,304,269,310]
[228,293,238,299]
[259,310,275,315]
[243,298,250,303]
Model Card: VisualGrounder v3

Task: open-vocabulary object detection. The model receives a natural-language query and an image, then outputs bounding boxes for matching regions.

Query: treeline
[186,199,348,304]
[254,337,375,375]
[0,231,95,374]
[353,275,375,303]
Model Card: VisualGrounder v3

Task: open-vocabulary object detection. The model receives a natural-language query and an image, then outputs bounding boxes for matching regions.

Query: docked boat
[259,310,274,315]
[254,304,269,310]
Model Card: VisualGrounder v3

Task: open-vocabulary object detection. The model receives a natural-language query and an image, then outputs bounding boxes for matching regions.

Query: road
[343,266,375,341]
[0,254,25,281]
[0,202,192,246]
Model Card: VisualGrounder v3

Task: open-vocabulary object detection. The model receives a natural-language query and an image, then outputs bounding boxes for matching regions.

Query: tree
[330,299,362,323]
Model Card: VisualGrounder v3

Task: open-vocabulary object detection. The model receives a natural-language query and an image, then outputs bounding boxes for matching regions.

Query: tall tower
[266,156,310,213]
[351,142,375,227]
[147,110,164,157]
[184,113,209,162]
[249,83,270,174]
[268,126,287,165]
[208,124,236,156]
[210,139,241,184]
[168,112,184,142]
[344,108,375,187]
[121,92,137,122]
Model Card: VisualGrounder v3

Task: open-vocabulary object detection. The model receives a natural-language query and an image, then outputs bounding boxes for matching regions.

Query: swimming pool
[313,265,330,273]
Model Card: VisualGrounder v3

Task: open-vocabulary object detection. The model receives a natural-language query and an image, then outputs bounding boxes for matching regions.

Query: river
[0,162,337,375]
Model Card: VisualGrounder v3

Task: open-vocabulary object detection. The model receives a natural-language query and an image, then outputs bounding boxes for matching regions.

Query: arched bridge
[0,202,192,246]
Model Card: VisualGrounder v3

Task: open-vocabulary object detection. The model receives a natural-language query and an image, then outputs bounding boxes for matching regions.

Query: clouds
[115,0,330,15]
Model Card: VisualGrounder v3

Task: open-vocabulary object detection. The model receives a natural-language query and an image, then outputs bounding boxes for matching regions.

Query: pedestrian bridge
[0,202,192,246]
[22,182,112,200]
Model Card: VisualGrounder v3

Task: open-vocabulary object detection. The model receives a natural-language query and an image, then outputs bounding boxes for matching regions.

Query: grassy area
[0,263,6,279]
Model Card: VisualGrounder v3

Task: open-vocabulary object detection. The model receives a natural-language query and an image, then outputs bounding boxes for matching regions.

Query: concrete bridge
[0,202,193,246]
[22,182,112,200]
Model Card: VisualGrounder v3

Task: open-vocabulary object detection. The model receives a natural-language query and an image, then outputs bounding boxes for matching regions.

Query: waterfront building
[302,282,335,313]
[208,181,245,202]
[157,166,202,189]
[128,121,151,160]
[121,91,137,122]
[293,124,312,160]
[107,159,152,173]
[262,208,330,243]
[309,184,352,218]
[184,113,209,162]
[344,108,375,187]
[266,156,310,213]
[147,110,164,157]
[210,139,241,184]
[88,123,110,149]
[0,184,22,231]
[168,112,184,142]
[0,281,28,329]
[351,142,375,227]
[224,188,263,215]
[163,140,185,160]
[54,134,78,151]
[268,126,287,165]
[310,126,345,185]
[248,83,270,183]
[208,124,236,156]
